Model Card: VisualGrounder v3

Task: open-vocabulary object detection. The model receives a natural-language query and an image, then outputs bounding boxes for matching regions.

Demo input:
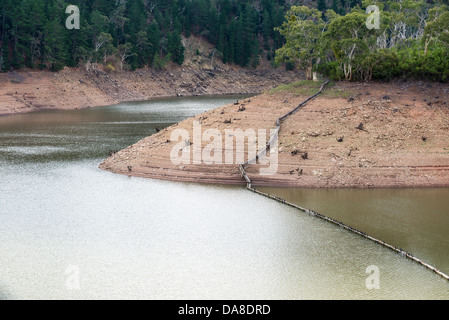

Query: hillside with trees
[0,0,448,82]
[276,0,449,82]
[0,0,294,72]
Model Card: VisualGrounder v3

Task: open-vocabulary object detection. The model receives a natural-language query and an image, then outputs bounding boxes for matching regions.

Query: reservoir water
[0,97,448,300]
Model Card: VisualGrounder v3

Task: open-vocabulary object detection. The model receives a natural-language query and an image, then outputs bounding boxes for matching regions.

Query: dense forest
[0,0,288,71]
[0,0,448,82]
[0,0,364,72]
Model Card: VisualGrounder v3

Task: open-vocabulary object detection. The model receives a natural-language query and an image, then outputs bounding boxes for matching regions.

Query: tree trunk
[424,37,432,56]
[306,61,313,80]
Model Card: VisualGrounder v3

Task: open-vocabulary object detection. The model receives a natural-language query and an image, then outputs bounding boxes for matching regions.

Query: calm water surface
[257,187,449,277]
[0,96,448,300]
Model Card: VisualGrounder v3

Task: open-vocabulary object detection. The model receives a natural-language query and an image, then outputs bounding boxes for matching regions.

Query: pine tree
[262,10,272,42]
[148,21,161,63]
[208,7,219,45]
[227,19,236,64]
[43,18,69,71]
[331,0,339,14]
[318,0,328,12]
[233,12,244,66]
[126,0,146,37]
[168,29,185,65]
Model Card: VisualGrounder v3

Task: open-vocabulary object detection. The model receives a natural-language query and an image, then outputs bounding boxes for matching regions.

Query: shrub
[371,50,401,81]
[317,61,345,81]
[106,63,116,73]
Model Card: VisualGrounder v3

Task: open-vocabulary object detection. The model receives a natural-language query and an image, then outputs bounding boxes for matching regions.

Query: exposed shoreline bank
[1,69,448,189]
[0,68,303,116]
[100,80,449,189]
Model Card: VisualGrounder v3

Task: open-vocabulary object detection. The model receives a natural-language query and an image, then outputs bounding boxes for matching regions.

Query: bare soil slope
[100,81,449,188]
[0,68,302,116]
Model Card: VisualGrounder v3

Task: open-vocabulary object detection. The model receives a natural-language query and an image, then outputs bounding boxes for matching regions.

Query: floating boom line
[239,80,449,283]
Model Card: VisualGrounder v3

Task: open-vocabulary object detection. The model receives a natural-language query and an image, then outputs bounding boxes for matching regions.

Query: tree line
[1,0,447,82]
[0,0,300,72]
[275,0,449,82]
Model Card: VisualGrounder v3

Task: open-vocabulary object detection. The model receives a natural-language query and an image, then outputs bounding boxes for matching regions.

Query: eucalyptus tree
[424,4,449,51]
[275,6,327,80]
[326,9,378,80]
[118,42,135,70]
[361,0,430,48]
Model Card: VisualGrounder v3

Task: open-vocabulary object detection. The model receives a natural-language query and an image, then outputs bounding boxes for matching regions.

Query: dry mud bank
[0,68,302,116]
[100,81,449,188]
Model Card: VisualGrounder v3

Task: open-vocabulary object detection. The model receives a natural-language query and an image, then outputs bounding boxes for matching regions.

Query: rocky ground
[99,80,449,188]
[0,67,303,116]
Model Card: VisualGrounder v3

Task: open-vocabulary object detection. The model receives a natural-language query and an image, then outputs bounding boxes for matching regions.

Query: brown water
[0,97,448,300]
[257,187,449,276]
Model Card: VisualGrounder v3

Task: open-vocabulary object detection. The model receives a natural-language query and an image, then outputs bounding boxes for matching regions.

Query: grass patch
[269,80,321,96]
[269,80,353,99]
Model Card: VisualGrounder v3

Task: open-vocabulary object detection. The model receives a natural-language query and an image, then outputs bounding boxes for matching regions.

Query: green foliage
[168,29,185,66]
[369,50,401,81]
[269,80,326,95]
[425,5,449,48]
[0,0,297,72]
[275,1,449,82]
[269,80,354,98]
[317,61,345,80]
[106,63,116,72]
[275,6,326,79]
[152,52,171,70]
[397,42,449,81]
[0,0,446,81]
[318,0,328,12]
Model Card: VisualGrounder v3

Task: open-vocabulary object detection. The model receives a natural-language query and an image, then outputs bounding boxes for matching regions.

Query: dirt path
[100,81,449,188]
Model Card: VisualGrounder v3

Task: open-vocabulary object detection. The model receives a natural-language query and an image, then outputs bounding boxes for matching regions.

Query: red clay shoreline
[0,68,302,116]
[106,169,449,189]
[1,69,448,189]
[99,80,449,189]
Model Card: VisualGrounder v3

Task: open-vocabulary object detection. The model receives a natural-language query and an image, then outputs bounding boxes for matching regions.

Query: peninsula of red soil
[100,81,449,188]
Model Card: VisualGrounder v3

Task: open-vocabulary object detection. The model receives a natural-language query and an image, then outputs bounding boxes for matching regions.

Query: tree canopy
[1,0,447,82]
[275,0,449,82]
[0,0,291,71]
